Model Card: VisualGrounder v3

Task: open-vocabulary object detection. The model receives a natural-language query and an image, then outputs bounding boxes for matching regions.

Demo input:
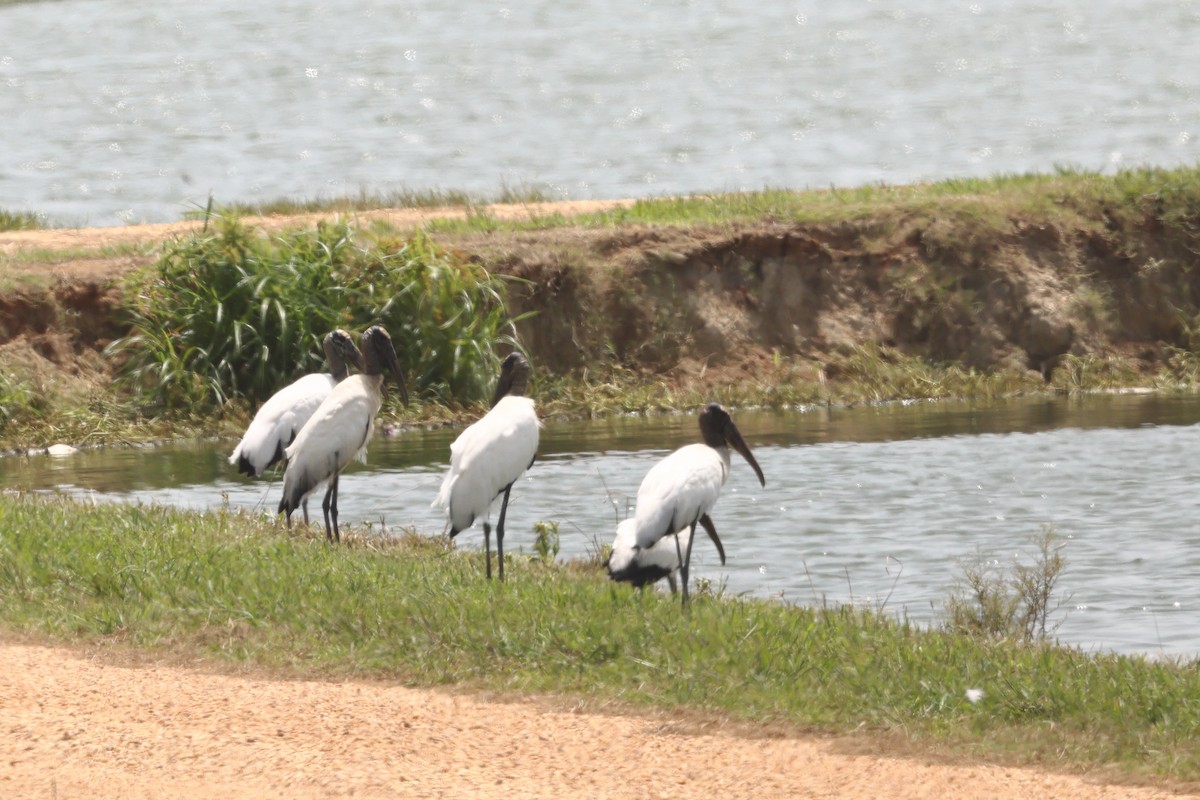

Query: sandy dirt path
[0,641,1191,800]
[0,199,639,280]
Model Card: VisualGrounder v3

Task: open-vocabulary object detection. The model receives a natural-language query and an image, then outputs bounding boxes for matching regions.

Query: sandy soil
[0,200,638,282]
[0,640,1192,800]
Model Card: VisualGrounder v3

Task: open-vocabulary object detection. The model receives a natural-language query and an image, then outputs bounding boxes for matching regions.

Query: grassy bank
[0,492,1198,787]
[6,166,1200,450]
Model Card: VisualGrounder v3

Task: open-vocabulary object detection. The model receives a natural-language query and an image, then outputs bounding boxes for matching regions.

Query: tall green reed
[0,209,45,231]
[0,373,49,434]
[106,214,523,412]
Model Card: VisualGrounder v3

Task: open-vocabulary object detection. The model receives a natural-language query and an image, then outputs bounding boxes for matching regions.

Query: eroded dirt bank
[3,198,1199,398]
[2,640,1190,800]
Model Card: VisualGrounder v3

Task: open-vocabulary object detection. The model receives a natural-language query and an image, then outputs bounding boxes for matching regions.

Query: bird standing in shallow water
[625,402,765,608]
[229,329,364,489]
[277,325,408,542]
[433,352,540,581]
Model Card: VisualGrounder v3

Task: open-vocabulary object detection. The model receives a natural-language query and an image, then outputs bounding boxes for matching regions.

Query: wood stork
[228,329,364,483]
[627,402,765,607]
[606,515,726,593]
[277,325,408,542]
[432,352,540,581]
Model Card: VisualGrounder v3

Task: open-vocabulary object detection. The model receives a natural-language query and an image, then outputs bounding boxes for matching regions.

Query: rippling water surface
[3,0,1200,224]
[5,393,1200,657]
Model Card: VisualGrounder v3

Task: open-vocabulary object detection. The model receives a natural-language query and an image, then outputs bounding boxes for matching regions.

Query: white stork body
[277,326,407,542]
[229,329,363,482]
[434,395,540,533]
[432,352,539,581]
[229,372,339,478]
[620,403,765,607]
[278,373,381,531]
[632,443,729,550]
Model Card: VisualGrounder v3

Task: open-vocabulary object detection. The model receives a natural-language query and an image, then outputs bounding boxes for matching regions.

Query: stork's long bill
[700,402,766,487]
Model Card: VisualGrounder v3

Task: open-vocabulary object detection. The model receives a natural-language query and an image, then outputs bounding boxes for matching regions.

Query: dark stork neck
[698,403,729,449]
[491,353,532,407]
[323,329,362,382]
[359,325,410,405]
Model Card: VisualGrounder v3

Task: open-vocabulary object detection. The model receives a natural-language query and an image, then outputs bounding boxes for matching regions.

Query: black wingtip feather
[606,560,673,589]
[267,439,287,471]
[278,472,319,519]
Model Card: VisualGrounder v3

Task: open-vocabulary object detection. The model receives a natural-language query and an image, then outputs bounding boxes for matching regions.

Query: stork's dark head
[491,352,532,408]
[698,402,765,487]
[360,325,409,406]
[322,329,365,381]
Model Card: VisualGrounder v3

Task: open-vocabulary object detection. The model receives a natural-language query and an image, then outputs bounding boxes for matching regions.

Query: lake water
[5,393,1200,659]
[3,0,1200,225]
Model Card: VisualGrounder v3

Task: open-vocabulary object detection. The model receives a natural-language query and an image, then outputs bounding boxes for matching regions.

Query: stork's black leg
[483,521,493,580]
[330,471,340,543]
[672,530,685,595]
[680,520,698,610]
[667,527,686,585]
[496,484,513,583]
[322,479,335,542]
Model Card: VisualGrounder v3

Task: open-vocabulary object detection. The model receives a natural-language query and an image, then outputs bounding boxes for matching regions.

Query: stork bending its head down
[621,402,765,607]
[606,515,726,593]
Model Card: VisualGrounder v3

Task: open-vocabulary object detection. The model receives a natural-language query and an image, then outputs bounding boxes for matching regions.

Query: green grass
[0,374,51,431]
[408,165,1200,237]
[194,184,557,219]
[0,209,46,232]
[197,188,480,218]
[530,346,1051,420]
[12,164,1200,241]
[1,492,1198,785]
[0,239,159,268]
[105,213,523,411]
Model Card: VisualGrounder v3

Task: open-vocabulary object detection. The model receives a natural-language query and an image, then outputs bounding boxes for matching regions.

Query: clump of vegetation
[0,373,50,434]
[531,519,561,563]
[531,344,1049,421]
[944,526,1071,642]
[822,343,1043,403]
[0,209,45,232]
[106,213,523,413]
[1049,353,1142,392]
